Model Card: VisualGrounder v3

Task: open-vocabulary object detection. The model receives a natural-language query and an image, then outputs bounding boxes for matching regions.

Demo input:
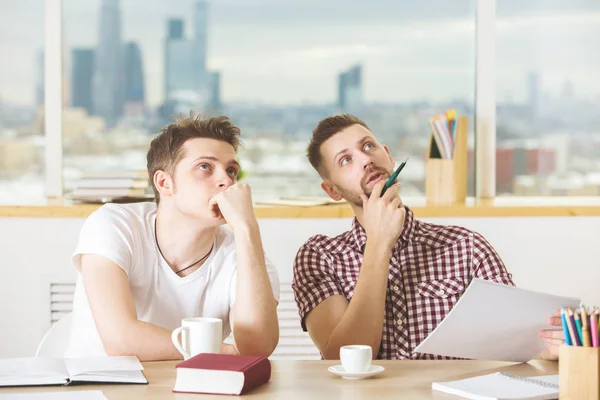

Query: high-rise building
[193,1,209,93]
[164,19,195,101]
[208,70,221,112]
[338,65,363,113]
[71,49,95,114]
[123,42,145,119]
[162,1,219,116]
[124,42,144,103]
[168,19,183,40]
[93,0,124,128]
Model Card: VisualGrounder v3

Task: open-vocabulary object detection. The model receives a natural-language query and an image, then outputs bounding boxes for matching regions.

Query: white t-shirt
[65,202,280,358]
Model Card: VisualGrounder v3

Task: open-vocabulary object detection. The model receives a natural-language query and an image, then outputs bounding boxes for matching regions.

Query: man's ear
[383,144,394,164]
[321,180,343,201]
[154,170,174,199]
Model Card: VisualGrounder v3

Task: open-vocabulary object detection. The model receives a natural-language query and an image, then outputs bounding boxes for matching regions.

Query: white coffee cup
[171,317,222,359]
[340,345,372,373]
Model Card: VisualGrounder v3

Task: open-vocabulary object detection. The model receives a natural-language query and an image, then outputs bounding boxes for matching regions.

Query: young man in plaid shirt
[292,114,563,361]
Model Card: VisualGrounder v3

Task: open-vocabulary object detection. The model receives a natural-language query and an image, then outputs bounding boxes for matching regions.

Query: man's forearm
[103,320,182,361]
[322,241,390,359]
[231,222,279,356]
[105,320,239,361]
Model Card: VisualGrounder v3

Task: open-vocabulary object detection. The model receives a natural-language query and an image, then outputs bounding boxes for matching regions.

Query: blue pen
[560,308,572,346]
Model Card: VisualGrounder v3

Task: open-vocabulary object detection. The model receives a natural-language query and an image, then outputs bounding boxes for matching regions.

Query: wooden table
[1,359,558,399]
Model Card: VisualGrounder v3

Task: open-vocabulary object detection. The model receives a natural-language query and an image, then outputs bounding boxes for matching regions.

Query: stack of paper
[70,170,152,203]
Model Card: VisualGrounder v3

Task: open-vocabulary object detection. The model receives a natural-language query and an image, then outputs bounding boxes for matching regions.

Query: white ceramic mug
[340,345,372,373]
[171,317,222,359]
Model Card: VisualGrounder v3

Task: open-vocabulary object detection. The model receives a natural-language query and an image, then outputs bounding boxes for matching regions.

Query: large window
[11,1,600,204]
[62,0,476,202]
[496,0,600,196]
[0,2,45,204]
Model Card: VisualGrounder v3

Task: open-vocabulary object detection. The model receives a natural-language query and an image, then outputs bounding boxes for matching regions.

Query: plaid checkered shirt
[292,207,514,360]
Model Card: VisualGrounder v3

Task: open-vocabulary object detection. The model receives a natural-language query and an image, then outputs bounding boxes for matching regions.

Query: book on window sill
[256,197,347,207]
[71,187,149,199]
[69,194,155,205]
[0,356,147,387]
[75,177,149,190]
[81,170,148,180]
[173,353,271,395]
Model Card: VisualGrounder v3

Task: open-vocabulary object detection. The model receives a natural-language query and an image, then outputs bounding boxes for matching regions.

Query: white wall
[1,215,599,358]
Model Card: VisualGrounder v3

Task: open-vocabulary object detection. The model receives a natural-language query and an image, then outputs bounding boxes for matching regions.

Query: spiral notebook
[432,372,559,400]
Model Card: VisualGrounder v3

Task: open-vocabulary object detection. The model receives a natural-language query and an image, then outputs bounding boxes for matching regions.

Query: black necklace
[154,219,214,275]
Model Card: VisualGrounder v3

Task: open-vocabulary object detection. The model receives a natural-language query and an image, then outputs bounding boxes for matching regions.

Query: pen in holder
[559,345,600,399]
[425,115,468,206]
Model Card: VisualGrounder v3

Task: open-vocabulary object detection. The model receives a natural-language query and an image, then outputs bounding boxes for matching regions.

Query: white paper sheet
[0,390,107,400]
[414,278,581,362]
[65,356,143,377]
[0,358,67,380]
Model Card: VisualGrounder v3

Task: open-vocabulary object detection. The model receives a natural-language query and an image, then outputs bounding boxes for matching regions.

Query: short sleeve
[292,239,345,331]
[72,204,137,276]
[229,254,280,308]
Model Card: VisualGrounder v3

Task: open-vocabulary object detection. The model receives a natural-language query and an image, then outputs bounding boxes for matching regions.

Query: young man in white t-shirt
[66,115,280,360]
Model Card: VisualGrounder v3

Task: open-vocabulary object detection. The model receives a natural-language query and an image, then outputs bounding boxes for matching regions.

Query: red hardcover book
[172,353,271,395]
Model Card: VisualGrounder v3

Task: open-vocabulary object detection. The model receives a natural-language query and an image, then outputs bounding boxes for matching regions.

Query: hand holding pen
[380,157,409,197]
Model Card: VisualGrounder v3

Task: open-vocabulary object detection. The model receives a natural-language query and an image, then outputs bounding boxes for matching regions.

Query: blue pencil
[560,308,572,346]
[575,310,584,345]
[451,119,457,143]
[568,309,582,346]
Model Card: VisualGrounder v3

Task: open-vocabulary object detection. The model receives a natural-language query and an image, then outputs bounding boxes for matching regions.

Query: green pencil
[380,157,409,197]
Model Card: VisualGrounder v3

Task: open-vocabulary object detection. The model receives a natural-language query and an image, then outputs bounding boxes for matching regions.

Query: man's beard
[360,166,393,198]
[339,166,395,207]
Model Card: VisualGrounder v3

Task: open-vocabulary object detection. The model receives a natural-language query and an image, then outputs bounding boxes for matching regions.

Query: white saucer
[328,365,385,380]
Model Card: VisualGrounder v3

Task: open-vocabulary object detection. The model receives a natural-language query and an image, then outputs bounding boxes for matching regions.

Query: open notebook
[432,373,559,400]
[0,356,147,387]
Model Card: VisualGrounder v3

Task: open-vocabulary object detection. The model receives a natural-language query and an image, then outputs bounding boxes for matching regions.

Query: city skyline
[1,1,600,108]
[60,0,220,127]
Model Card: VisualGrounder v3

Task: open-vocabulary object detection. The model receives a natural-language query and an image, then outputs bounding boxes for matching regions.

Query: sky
[1,0,600,107]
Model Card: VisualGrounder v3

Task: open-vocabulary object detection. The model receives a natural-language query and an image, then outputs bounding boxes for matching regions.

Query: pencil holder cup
[425,159,456,206]
[559,345,600,399]
[425,115,468,206]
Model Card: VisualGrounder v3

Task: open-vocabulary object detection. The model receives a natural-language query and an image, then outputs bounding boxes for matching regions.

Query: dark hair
[306,114,369,175]
[147,113,241,203]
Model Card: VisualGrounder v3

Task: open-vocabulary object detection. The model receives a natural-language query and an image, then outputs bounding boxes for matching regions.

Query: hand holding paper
[538,309,565,360]
[414,279,580,362]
